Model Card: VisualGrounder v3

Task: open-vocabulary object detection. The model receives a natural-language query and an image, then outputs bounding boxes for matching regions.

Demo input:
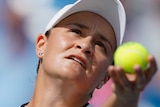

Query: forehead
[56,11,116,49]
[57,11,112,28]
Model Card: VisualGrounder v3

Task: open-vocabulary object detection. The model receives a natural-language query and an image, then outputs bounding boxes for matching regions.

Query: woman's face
[37,11,116,92]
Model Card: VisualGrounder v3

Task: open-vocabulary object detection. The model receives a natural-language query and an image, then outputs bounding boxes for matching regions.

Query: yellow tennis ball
[114,42,149,74]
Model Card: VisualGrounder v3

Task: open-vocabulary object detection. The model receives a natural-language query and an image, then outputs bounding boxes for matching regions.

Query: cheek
[41,37,73,76]
[91,53,113,79]
[87,60,108,90]
[42,34,74,63]
[93,53,112,70]
[57,36,71,49]
[94,59,108,76]
[47,35,73,52]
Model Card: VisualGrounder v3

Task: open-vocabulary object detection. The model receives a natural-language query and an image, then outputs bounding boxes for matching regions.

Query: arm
[102,55,157,107]
[102,92,138,107]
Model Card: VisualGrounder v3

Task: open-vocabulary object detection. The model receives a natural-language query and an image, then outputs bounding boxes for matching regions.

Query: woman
[21,0,157,107]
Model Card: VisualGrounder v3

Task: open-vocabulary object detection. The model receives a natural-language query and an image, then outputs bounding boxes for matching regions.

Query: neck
[27,70,90,107]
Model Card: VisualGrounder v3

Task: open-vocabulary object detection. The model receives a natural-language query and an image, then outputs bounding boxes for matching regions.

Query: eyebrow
[67,23,89,29]
[67,23,114,50]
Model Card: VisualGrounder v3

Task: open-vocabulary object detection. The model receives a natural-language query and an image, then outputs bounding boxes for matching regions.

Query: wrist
[112,93,139,107]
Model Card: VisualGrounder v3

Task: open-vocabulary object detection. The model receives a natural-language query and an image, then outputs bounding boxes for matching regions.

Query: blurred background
[0,0,159,107]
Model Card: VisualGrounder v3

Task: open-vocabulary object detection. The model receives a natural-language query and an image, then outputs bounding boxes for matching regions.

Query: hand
[108,55,157,102]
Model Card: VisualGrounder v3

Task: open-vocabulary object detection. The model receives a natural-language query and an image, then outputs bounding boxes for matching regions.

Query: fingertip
[148,55,155,61]
[108,64,114,68]
[107,65,114,75]
[148,55,157,69]
[108,65,114,71]
[115,66,121,70]
[134,64,141,71]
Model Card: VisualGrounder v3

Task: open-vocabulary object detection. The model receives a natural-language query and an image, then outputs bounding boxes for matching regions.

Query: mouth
[67,55,86,69]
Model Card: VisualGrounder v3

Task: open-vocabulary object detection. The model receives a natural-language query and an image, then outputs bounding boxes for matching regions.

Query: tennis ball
[114,42,149,74]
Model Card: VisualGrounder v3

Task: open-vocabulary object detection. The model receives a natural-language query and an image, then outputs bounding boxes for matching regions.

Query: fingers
[108,55,158,102]
[108,66,122,90]
[135,55,157,91]
[109,55,158,93]
[145,55,157,81]
[108,65,132,92]
[134,65,146,91]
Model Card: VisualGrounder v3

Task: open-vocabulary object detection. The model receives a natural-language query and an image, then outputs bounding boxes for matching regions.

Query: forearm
[101,93,139,107]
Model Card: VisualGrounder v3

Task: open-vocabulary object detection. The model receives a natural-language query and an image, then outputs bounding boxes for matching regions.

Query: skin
[27,11,116,107]
[26,11,158,107]
[102,55,157,107]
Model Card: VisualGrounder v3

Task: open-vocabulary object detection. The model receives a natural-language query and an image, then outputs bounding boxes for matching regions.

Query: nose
[75,37,94,55]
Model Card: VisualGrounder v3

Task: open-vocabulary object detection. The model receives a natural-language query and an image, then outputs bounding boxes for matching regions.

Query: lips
[66,55,86,69]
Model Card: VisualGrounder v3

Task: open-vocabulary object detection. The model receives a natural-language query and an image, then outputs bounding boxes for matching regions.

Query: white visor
[44,0,126,46]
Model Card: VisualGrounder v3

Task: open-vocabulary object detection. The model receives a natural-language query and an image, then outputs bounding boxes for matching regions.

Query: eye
[96,41,107,53]
[71,29,82,35]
